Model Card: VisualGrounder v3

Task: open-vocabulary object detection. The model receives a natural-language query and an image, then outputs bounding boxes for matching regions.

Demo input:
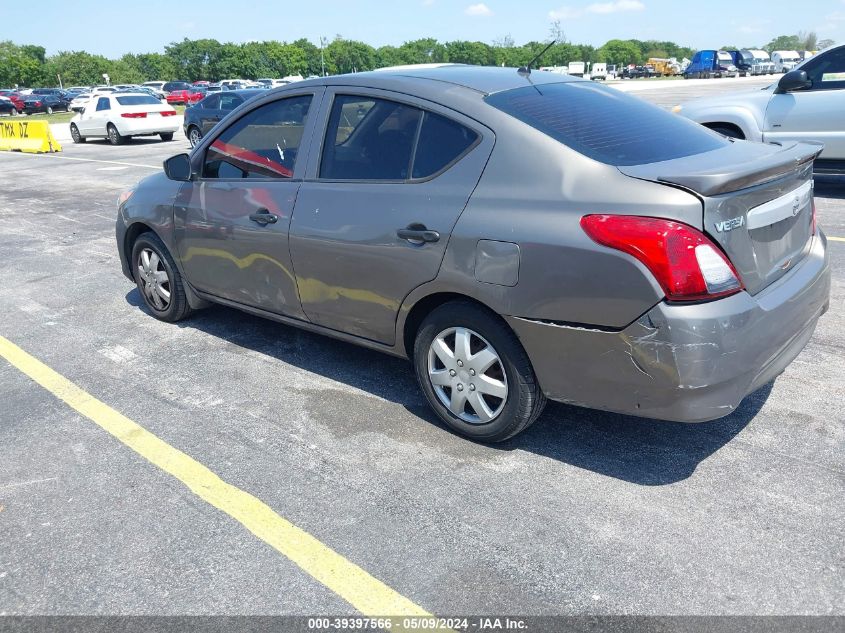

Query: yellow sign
[0,120,62,153]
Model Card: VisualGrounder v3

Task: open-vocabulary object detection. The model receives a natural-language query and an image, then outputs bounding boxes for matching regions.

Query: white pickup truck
[674,43,845,173]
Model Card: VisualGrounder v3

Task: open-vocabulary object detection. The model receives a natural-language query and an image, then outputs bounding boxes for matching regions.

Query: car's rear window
[116,95,161,106]
[485,81,727,166]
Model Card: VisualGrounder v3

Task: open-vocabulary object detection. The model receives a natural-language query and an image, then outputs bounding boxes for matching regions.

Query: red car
[166,89,205,106]
[0,90,25,111]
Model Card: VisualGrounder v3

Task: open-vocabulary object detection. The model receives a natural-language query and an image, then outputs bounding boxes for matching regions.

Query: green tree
[798,31,818,50]
[599,39,643,66]
[397,38,446,64]
[444,41,493,65]
[326,38,376,74]
[818,38,835,50]
[293,38,324,76]
[44,50,111,86]
[0,41,47,87]
[376,45,404,68]
[165,38,223,80]
[764,35,802,53]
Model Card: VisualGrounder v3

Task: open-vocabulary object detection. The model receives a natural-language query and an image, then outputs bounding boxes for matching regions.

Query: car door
[208,93,245,134]
[288,89,493,345]
[79,96,110,136]
[173,89,323,318]
[764,46,845,159]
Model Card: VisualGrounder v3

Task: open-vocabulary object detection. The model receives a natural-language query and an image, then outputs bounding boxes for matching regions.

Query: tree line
[0,31,834,88]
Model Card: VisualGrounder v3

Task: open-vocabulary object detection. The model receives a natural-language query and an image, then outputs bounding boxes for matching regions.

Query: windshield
[485,81,727,166]
[116,95,161,106]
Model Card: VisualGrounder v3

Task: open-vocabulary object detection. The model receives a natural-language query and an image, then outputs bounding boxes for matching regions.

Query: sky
[4,0,843,57]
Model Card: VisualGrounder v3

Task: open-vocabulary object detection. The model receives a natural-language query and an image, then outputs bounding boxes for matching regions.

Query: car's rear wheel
[160,132,174,142]
[107,123,124,145]
[70,124,85,143]
[46,106,53,115]
[413,301,546,442]
[10,108,17,116]
[131,233,192,322]
[187,126,202,147]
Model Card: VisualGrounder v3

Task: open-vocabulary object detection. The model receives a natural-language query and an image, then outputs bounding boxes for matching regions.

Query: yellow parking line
[0,335,429,617]
[828,236,845,242]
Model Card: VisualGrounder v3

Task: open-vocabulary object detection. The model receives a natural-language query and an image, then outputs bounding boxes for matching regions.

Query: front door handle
[397,224,440,243]
[249,209,278,225]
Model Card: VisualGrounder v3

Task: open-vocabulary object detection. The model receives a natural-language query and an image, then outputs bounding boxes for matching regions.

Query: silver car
[116,66,831,442]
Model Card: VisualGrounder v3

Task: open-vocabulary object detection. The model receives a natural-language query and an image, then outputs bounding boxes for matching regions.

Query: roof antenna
[518,40,556,75]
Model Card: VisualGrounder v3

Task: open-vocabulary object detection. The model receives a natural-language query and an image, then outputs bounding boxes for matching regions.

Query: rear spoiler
[619,141,823,197]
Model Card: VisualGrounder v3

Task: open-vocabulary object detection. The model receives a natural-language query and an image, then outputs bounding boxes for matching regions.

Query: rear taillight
[580,214,743,302]
[160,110,177,117]
[121,112,147,118]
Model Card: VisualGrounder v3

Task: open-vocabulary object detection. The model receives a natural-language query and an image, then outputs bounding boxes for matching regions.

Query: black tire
[708,125,745,139]
[187,125,202,147]
[413,301,546,442]
[10,108,17,116]
[107,123,124,145]
[70,124,85,143]
[46,106,53,115]
[131,232,192,322]
[160,132,174,142]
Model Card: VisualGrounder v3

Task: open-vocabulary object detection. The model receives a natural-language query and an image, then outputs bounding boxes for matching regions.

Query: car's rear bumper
[116,119,180,136]
[508,233,831,422]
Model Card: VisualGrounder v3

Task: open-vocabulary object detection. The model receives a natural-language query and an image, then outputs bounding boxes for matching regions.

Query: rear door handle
[397,224,440,243]
[249,209,278,225]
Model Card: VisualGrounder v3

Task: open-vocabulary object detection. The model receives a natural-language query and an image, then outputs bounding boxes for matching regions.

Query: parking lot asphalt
[0,79,843,618]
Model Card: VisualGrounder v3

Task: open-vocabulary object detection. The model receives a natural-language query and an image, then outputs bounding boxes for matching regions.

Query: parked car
[772,50,802,73]
[0,90,25,111]
[182,89,258,147]
[143,81,168,92]
[23,94,70,114]
[116,66,830,442]
[69,93,95,112]
[675,43,845,173]
[69,93,179,145]
[167,87,205,106]
[0,96,18,115]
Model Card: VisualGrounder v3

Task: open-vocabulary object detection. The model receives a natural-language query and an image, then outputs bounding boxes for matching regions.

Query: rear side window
[203,94,312,179]
[219,94,243,111]
[96,97,110,111]
[116,95,160,106]
[412,112,478,178]
[320,95,478,181]
[485,82,726,166]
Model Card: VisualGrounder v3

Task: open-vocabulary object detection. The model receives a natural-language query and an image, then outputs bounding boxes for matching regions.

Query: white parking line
[96,166,131,171]
[15,154,160,170]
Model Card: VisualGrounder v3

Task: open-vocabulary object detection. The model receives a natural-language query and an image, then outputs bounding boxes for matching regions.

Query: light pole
[320,36,327,77]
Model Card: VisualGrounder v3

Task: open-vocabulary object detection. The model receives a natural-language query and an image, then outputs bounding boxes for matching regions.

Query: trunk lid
[618,140,822,295]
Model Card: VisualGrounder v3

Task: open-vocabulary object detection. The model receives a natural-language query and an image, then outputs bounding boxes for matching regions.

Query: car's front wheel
[414,301,546,442]
[131,232,192,322]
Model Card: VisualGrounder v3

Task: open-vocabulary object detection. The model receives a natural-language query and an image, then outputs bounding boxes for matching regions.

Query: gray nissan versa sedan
[116,65,831,442]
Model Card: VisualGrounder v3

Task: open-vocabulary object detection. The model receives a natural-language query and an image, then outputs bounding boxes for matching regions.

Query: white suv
[675,44,845,173]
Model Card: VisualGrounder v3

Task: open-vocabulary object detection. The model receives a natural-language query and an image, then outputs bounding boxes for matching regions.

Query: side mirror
[776,69,811,93]
[163,153,193,181]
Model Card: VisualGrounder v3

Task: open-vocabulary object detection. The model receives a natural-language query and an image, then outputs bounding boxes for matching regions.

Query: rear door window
[320,95,478,181]
[320,95,421,180]
[203,94,312,179]
[485,82,727,166]
[412,112,478,178]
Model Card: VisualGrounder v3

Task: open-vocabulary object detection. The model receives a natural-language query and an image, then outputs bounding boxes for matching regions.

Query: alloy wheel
[137,248,171,311]
[427,327,508,424]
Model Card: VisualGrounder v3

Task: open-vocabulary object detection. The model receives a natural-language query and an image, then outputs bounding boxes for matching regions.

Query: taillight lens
[580,214,743,302]
[160,110,177,117]
[121,112,147,118]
